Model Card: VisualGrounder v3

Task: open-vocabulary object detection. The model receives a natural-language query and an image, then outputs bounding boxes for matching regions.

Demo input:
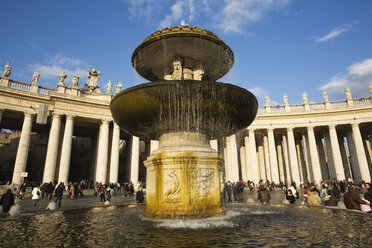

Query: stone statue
[345,87,352,100]
[2,62,11,77]
[264,95,270,106]
[283,94,288,105]
[32,70,40,85]
[302,91,308,104]
[106,80,113,94]
[369,83,372,95]
[72,73,79,88]
[164,58,183,80]
[57,71,67,87]
[322,90,329,102]
[115,81,122,94]
[192,69,204,81]
[84,68,101,93]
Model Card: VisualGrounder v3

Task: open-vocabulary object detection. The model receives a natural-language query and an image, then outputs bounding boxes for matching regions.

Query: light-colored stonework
[1,66,372,187]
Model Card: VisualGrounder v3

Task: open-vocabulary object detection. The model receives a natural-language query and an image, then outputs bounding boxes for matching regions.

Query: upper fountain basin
[132,25,234,82]
[110,80,258,140]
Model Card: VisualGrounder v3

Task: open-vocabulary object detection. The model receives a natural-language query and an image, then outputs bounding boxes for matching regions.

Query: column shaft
[130,136,140,184]
[351,123,371,182]
[258,145,266,180]
[240,147,247,181]
[276,141,285,183]
[226,134,239,182]
[248,130,259,184]
[282,134,291,184]
[58,116,75,184]
[268,128,279,183]
[328,125,345,180]
[109,122,120,183]
[43,114,61,183]
[316,134,329,180]
[244,136,251,181]
[340,134,352,180]
[12,113,34,185]
[307,126,322,184]
[287,128,300,186]
[324,132,336,179]
[263,135,271,181]
[95,120,110,183]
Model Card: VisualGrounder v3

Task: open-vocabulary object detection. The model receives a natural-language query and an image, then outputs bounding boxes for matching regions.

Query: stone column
[0,109,4,126]
[307,126,322,184]
[226,134,239,182]
[150,140,159,154]
[339,134,352,180]
[263,135,271,182]
[244,136,251,181]
[364,139,372,175]
[287,128,300,186]
[248,129,259,184]
[276,139,285,183]
[42,113,61,183]
[351,123,371,182]
[328,124,345,181]
[295,140,305,183]
[12,113,34,185]
[240,146,247,181]
[58,115,75,185]
[130,136,140,184]
[302,133,312,183]
[258,145,266,180]
[210,139,218,152]
[109,122,120,183]
[282,134,291,183]
[95,120,110,183]
[324,131,336,179]
[267,128,279,183]
[316,134,329,180]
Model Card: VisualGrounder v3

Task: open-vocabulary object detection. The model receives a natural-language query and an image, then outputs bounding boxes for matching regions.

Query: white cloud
[319,58,372,97]
[127,0,290,33]
[314,22,357,42]
[248,86,268,96]
[28,54,90,87]
[219,0,290,33]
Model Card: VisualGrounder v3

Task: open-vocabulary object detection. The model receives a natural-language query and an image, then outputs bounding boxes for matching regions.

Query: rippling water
[0,204,371,247]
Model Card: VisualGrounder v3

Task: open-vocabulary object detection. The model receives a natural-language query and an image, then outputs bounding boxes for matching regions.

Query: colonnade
[7,112,140,185]
[225,123,372,185]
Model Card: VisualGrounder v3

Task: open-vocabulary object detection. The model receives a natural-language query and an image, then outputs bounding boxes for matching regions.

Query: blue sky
[1,0,372,106]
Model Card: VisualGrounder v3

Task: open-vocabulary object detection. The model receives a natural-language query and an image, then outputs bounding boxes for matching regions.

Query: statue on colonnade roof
[2,62,11,78]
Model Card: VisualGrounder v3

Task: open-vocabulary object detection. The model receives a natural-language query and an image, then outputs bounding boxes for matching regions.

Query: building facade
[1,67,371,186]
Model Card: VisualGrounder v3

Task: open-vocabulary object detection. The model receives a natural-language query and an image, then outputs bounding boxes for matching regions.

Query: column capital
[52,112,62,119]
[287,127,294,132]
[101,119,111,124]
[24,112,35,118]
[65,115,75,120]
[306,125,314,130]
[351,122,360,128]
[328,124,336,129]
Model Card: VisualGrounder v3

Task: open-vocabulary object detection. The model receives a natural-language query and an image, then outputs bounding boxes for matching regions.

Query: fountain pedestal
[144,132,223,218]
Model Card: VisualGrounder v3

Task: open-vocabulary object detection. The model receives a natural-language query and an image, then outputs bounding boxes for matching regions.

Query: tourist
[343,184,370,211]
[0,189,15,213]
[301,197,308,205]
[136,187,144,203]
[54,182,64,208]
[31,184,41,207]
[99,184,106,205]
[106,185,112,202]
[129,182,134,196]
[285,189,296,204]
[46,182,54,200]
[364,183,372,202]
[226,181,233,203]
[257,180,271,204]
[320,185,328,199]
[324,190,339,206]
[288,183,299,200]
[19,182,26,199]
[307,188,321,206]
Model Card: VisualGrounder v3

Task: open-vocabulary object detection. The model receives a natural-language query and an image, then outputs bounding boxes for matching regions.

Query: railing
[330,100,347,108]
[8,79,31,91]
[353,97,371,105]
[309,102,325,110]
[38,85,57,95]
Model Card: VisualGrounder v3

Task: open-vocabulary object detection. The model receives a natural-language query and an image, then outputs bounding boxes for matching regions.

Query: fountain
[110,25,258,218]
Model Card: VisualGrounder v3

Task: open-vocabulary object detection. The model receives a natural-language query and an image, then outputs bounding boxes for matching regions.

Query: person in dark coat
[257,180,271,204]
[343,185,369,210]
[364,183,372,203]
[0,189,15,213]
[324,190,339,206]
[54,183,64,208]
[285,189,296,204]
[136,187,144,203]
[46,182,54,200]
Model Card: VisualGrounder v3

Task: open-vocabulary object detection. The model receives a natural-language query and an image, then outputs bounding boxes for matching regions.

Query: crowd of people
[0,180,145,215]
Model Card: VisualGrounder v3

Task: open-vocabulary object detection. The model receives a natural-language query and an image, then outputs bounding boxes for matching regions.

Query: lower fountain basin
[1,204,371,247]
[110,80,258,140]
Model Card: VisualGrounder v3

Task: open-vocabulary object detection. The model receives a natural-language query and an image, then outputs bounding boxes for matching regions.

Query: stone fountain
[110,25,258,218]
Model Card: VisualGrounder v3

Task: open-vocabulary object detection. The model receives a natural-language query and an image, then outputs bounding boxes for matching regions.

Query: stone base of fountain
[144,132,223,218]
